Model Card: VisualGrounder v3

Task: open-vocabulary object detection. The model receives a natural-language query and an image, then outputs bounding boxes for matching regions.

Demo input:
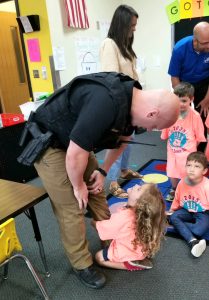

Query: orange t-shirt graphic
[161,108,206,178]
[171,177,209,212]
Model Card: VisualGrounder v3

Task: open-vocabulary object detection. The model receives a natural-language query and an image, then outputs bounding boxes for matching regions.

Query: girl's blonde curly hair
[132,183,166,257]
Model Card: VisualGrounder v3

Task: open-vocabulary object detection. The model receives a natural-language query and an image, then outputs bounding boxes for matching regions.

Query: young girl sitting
[93,183,166,271]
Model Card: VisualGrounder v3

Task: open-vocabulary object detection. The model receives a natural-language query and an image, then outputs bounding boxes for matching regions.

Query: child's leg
[170,208,195,242]
[182,212,209,257]
[185,212,209,237]
[95,250,126,270]
[166,178,178,201]
[170,177,179,189]
[170,209,207,257]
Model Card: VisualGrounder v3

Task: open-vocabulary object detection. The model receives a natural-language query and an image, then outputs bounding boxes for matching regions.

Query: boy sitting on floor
[167,152,209,258]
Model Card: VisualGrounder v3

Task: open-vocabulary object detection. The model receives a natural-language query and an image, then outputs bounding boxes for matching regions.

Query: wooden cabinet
[0,12,30,113]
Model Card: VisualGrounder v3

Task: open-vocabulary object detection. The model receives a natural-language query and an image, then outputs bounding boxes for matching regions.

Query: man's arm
[171,76,180,89]
[66,140,89,209]
[88,135,130,193]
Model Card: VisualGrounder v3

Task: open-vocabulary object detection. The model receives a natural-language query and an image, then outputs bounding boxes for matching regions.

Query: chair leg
[27,207,50,277]
[3,263,9,279]
[37,241,50,277]
[11,254,50,300]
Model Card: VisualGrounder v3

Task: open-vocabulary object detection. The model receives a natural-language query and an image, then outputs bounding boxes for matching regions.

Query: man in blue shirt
[168,22,209,119]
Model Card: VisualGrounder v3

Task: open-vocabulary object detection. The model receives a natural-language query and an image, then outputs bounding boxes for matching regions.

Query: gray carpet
[1,131,209,300]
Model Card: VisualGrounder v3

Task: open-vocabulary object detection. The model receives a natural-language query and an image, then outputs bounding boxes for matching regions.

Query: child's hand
[166,210,174,216]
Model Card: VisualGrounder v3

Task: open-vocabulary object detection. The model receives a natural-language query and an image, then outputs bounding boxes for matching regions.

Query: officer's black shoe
[72,265,106,289]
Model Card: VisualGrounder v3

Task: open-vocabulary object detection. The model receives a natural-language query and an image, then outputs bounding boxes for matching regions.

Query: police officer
[20,72,179,289]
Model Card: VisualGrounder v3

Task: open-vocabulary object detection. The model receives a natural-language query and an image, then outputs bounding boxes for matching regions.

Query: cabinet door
[0,11,30,113]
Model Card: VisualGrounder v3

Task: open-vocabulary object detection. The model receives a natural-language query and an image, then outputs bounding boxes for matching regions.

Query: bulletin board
[174,16,209,43]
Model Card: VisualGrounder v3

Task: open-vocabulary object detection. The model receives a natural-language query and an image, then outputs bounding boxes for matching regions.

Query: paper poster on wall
[180,0,193,19]
[52,46,66,70]
[166,0,209,24]
[137,57,146,73]
[166,1,180,24]
[27,38,41,62]
[74,37,100,75]
[99,20,110,41]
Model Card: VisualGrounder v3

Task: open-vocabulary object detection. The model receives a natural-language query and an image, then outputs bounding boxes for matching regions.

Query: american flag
[64,0,89,29]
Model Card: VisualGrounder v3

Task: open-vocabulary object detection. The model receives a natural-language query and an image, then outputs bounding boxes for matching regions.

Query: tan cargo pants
[35,147,110,269]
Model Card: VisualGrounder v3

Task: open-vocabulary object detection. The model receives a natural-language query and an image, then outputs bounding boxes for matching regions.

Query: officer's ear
[146,109,159,119]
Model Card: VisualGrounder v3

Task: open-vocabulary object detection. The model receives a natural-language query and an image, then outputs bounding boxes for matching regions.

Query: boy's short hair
[186,151,208,169]
[173,82,194,98]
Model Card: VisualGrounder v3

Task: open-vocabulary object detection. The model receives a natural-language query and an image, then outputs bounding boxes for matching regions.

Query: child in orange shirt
[93,183,166,271]
[168,152,209,258]
[161,82,206,201]
[205,114,209,162]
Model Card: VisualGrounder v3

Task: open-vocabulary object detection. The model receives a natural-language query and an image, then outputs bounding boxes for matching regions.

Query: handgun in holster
[17,111,53,166]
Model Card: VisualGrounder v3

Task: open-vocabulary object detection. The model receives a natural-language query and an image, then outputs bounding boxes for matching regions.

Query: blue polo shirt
[168,36,209,83]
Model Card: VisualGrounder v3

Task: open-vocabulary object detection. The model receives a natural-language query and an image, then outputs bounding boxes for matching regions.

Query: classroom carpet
[107,159,209,240]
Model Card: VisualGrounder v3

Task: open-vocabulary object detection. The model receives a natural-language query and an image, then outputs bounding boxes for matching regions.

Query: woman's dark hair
[108,5,138,61]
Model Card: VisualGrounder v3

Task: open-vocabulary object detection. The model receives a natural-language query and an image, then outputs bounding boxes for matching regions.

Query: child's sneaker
[165,188,175,202]
[128,258,153,269]
[190,239,206,257]
[123,261,144,271]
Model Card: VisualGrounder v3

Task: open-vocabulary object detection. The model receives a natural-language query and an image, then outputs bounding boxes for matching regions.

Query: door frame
[14,0,33,99]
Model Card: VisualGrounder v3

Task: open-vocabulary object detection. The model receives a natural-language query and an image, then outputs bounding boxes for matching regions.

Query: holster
[17,111,53,166]
[17,131,53,166]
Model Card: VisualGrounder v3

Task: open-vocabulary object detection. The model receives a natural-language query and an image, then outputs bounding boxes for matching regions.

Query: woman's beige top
[100,38,138,80]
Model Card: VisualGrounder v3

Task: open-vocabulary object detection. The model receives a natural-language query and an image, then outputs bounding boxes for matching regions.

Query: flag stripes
[64,0,89,29]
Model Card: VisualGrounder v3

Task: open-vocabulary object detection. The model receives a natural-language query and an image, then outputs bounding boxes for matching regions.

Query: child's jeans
[170,208,209,242]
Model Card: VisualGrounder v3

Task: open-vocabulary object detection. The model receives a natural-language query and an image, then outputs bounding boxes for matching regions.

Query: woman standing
[100,5,142,198]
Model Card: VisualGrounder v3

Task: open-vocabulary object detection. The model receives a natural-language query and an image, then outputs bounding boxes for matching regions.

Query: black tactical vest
[34,72,141,150]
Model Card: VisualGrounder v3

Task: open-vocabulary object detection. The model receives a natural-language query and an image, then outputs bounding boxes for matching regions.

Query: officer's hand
[73,183,89,210]
[88,170,105,194]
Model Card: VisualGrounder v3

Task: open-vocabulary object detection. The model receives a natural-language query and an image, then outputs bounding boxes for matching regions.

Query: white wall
[128,0,173,89]
[46,0,173,89]
[46,0,120,86]
[0,0,16,12]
